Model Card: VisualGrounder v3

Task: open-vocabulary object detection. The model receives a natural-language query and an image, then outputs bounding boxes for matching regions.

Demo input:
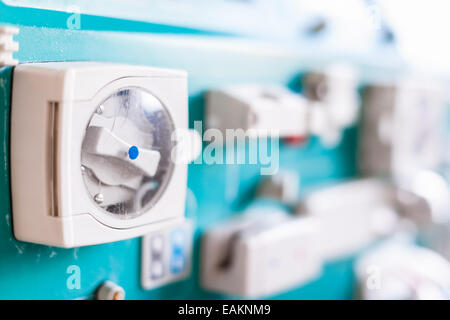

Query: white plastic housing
[360,78,447,181]
[201,213,321,298]
[10,62,189,248]
[298,179,399,260]
[305,64,360,147]
[206,85,308,138]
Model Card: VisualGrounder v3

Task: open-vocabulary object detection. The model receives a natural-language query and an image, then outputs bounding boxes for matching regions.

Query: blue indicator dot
[128,146,139,160]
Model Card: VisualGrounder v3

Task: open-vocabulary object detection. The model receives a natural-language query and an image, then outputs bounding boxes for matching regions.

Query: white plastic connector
[0,26,19,66]
[257,170,300,207]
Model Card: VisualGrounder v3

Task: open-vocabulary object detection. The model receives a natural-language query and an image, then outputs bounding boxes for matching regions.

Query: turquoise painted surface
[0,1,228,35]
[0,5,364,299]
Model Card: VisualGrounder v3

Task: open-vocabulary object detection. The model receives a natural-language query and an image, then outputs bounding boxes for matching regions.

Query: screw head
[96,104,104,114]
[94,193,104,204]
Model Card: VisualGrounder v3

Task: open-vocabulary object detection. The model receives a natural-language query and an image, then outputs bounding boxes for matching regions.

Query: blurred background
[0,0,449,300]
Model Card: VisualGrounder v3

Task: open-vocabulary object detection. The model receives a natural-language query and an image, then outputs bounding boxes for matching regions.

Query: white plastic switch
[201,212,321,298]
[206,65,359,145]
[10,62,198,248]
[206,85,309,138]
[141,220,192,290]
[84,126,161,177]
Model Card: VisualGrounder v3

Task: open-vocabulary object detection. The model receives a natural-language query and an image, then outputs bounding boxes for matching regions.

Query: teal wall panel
[0,5,362,300]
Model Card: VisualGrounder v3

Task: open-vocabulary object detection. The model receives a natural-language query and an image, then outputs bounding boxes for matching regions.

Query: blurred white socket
[201,212,321,298]
[356,241,450,300]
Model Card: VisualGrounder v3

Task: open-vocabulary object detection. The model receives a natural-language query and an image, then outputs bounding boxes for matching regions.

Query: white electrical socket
[298,178,400,260]
[10,62,199,248]
[360,78,447,181]
[0,26,19,66]
[206,85,309,138]
[201,212,322,298]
